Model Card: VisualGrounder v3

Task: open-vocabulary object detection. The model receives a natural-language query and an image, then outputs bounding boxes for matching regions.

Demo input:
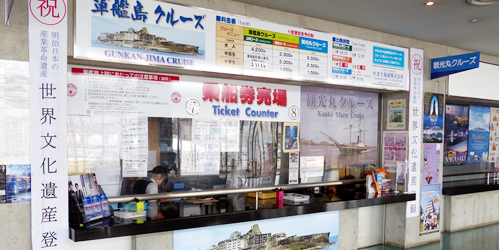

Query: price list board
[216,22,329,78]
[76,0,409,91]
[216,22,244,68]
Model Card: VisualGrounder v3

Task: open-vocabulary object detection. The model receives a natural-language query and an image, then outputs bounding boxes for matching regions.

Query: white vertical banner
[406,48,424,218]
[29,0,68,249]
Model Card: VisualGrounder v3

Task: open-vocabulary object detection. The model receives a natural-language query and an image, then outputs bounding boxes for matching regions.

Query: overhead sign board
[67,66,301,122]
[430,52,480,79]
[74,0,409,91]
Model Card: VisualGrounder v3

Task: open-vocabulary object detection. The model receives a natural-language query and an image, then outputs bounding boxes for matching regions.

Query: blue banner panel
[299,37,328,53]
[373,46,405,68]
[430,52,480,79]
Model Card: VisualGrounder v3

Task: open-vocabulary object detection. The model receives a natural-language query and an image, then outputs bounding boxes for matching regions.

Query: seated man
[146,166,169,220]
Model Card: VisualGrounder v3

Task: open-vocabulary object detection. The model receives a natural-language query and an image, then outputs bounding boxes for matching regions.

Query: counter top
[70,192,415,242]
[443,184,499,196]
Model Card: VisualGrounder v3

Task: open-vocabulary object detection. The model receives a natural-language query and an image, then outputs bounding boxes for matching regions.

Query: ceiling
[233,0,499,57]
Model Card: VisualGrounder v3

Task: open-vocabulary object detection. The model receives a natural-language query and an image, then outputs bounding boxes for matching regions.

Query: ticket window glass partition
[67,90,382,214]
[67,114,374,194]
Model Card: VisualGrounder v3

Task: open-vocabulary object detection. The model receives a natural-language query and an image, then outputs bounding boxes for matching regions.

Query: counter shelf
[69,179,415,242]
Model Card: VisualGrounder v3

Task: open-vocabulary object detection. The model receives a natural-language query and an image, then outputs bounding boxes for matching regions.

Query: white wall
[69,236,133,250]
[449,62,499,101]
[358,205,385,248]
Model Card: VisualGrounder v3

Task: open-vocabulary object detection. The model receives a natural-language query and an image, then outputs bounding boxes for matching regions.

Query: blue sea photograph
[469,105,490,131]
[6,164,31,203]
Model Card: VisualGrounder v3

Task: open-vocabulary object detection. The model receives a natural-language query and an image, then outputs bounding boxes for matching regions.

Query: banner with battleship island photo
[300,87,379,168]
[75,0,409,92]
[174,211,339,250]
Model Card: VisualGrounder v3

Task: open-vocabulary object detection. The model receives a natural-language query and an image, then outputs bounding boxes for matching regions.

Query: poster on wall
[174,211,339,250]
[382,131,407,171]
[387,99,406,130]
[6,164,31,203]
[488,108,499,166]
[468,105,490,163]
[420,184,441,235]
[423,93,444,143]
[283,122,300,153]
[300,87,378,168]
[423,144,440,185]
[74,0,409,91]
[0,165,5,203]
[444,105,469,166]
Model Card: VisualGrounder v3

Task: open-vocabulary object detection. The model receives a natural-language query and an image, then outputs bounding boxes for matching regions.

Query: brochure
[6,164,31,203]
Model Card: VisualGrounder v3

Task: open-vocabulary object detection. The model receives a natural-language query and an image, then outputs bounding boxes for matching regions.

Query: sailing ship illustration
[320,111,369,155]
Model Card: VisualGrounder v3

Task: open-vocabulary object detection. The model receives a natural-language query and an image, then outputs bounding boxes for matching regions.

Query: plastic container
[113,211,146,224]
[283,193,310,202]
[283,199,310,205]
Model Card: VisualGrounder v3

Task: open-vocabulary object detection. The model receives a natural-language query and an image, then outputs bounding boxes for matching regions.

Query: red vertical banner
[29,0,68,249]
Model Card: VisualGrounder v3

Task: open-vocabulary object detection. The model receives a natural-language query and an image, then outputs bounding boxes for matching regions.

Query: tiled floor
[361,222,499,250]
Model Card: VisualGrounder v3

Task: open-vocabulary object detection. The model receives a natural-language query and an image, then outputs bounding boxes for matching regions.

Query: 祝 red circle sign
[411,54,423,75]
[29,0,67,25]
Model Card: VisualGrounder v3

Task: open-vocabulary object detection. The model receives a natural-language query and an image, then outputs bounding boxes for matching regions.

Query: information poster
[423,144,440,185]
[220,120,240,152]
[468,105,490,163]
[174,211,339,250]
[420,184,441,235]
[182,119,221,175]
[382,131,407,171]
[288,152,299,184]
[68,67,180,117]
[75,0,409,91]
[6,164,31,203]
[121,116,149,177]
[300,87,378,167]
[489,108,499,165]
[283,122,300,153]
[387,99,406,130]
[423,93,444,143]
[300,156,325,183]
[444,105,469,166]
